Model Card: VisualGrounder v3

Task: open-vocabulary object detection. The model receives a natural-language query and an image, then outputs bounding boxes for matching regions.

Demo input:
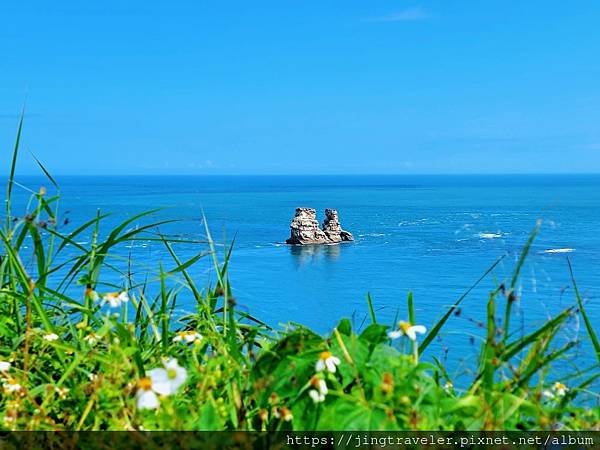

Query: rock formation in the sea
[285,208,328,245]
[322,208,354,243]
[285,207,353,245]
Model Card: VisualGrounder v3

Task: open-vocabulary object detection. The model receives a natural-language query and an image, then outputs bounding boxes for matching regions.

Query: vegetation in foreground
[0,117,599,431]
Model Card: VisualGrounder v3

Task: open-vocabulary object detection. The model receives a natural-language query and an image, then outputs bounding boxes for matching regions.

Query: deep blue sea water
[8,174,600,380]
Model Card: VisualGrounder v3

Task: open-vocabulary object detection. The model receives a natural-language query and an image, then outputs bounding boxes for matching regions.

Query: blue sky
[1,1,599,175]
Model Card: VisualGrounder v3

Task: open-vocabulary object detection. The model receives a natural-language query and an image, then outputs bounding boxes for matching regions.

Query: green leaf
[337,318,352,336]
[195,400,224,430]
[359,323,389,346]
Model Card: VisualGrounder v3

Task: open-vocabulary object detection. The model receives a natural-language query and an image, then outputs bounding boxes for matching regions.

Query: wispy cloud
[368,7,430,22]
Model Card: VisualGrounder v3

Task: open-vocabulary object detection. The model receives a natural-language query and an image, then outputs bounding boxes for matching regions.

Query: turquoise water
[10,174,600,374]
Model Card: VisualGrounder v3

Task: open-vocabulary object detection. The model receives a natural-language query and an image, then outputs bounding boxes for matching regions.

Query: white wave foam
[544,248,575,254]
[478,232,502,239]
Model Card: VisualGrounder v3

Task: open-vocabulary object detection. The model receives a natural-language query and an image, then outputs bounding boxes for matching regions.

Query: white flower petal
[137,390,159,410]
[542,389,554,399]
[148,360,187,395]
[308,389,325,403]
[388,330,402,340]
[406,328,417,341]
[152,380,174,396]
[148,368,169,389]
[411,325,427,335]
[163,358,179,370]
[318,379,328,395]
[0,361,10,372]
[325,358,337,373]
[315,359,326,372]
[171,366,188,390]
[3,382,21,393]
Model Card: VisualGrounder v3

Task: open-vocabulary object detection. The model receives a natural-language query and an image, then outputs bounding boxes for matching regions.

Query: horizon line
[2,172,600,178]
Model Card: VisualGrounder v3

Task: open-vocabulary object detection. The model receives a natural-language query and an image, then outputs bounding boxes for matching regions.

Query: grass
[0,118,599,431]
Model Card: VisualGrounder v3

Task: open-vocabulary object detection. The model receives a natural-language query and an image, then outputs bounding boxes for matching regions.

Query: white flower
[3,414,15,425]
[308,377,328,403]
[136,377,160,410]
[543,382,568,400]
[388,321,427,341]
[3,380,21,394]
[55,386,69,399]
[43,333,59,342]
[315,351,341,373]
[84,333,100,345]
[553,382,568,397]
[443,381,453,392]
[0,361,11,372]
[147,358,187,396]
[542,389,555,399]
[102,291,129,308]
[85,288,100,302]
[278,407,293,422]
[135,359,188,410]
[173,331,203,344]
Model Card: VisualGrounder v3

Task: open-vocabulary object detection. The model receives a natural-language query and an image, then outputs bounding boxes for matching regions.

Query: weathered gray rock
[286,207,353,245]
[322,208,354,243]
[285,208,328,245]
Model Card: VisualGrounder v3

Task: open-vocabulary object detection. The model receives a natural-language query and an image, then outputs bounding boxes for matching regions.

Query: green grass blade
[30,151,59,189]
[407,290,415,325]
[419,255,504,354]
[6,107,25,230]
[568,258,600,364]
[501,306,573,362]
[504,221,541,339]
[366,293,377,324]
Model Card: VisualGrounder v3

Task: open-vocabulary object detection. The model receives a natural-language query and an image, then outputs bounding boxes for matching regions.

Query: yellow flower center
[319,351,332,360]
[399,321,412,334]
[554,382,566,391]
[167,368,178,379]
[138,377,152,391]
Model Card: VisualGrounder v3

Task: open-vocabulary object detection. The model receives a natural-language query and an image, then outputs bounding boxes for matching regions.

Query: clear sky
[1,1,600,175]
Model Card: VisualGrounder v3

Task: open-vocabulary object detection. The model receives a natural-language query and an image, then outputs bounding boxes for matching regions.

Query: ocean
[8,174,600,376]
